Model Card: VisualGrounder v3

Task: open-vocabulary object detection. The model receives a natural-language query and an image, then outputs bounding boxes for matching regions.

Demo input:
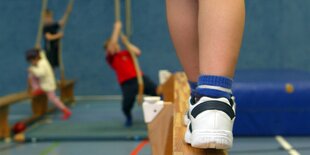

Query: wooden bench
[58,80,76,104]
[143,72,227,155]
[0,92,29,139]
[0,80,75,140]
[0,91,43,139]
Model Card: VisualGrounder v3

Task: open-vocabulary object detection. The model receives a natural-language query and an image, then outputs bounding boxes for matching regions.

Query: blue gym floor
[1,98,310,155]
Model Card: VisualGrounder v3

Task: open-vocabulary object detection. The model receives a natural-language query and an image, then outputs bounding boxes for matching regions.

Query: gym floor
[1,99,309,155]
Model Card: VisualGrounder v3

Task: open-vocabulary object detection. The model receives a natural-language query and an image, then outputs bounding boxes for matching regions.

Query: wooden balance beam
[0,92,50,140]
[0,81,75,140]
[143,72,227,155]
[58,80,76,104]
[0,91,29,139]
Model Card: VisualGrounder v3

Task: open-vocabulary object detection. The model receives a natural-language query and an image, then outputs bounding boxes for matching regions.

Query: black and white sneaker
[183,96,196,126]
[184,96,236,149]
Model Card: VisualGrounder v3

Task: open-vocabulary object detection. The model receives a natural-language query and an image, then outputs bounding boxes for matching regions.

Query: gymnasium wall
[0,0,310,95]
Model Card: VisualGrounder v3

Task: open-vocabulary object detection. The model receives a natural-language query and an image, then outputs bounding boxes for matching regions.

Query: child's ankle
[188,81,198,97]
[197,75,232,99]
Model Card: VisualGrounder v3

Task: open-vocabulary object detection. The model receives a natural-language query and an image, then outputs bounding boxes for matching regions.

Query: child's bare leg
[166,0,199,82]
[46,91,67,110]
[166,0,200,128]
[46,91,71,120]
[198,0,245,77]
[166,0,245,149]
[188,0,245,149]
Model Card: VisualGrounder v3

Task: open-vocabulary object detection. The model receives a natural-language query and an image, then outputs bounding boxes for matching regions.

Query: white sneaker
[183,96,196,126]
[184,122,192,144]
[185,96,236,149]
[184,96,195,144]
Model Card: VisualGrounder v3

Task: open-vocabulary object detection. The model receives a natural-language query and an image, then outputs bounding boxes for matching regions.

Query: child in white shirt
[26,48,72,120]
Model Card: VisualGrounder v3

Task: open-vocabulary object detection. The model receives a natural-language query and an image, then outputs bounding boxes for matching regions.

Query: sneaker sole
[191,130,233,149]
[184,113,190,126]
[184,123,192,144]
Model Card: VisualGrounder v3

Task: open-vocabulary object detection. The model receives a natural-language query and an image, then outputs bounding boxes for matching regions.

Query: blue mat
[233,70,310,136]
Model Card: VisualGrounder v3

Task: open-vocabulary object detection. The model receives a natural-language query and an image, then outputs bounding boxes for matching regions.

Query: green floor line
[40,143,60,155]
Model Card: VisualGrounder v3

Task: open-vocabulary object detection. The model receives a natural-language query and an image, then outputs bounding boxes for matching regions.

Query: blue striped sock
[197,75,232,99]
[188,81,197,96]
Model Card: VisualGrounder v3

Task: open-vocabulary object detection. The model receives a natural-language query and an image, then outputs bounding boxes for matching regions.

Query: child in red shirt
[104,21,157,127]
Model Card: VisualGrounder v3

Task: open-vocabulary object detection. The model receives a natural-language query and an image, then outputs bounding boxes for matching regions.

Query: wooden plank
[172,72,227,155]
[147,103,174,155]
[59,80,75,103]
[0,91,30,107]
[162,75,175,102]
[0,90,58,140]
[0,106,10,139]
[32,94,48,116]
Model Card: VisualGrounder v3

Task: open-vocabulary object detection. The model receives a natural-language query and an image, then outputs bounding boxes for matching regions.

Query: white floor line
[275,135,300,155]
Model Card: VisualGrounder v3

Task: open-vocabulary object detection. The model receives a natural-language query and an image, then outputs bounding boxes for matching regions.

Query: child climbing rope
[104,21,158,127]
[42,4,72,68]
[26,48,72,120]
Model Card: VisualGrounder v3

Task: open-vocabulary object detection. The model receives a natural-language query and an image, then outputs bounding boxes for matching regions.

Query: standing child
[166,0,245,149]
[104,21,158,127]
[26,48,72,120]
[42,5,72,68]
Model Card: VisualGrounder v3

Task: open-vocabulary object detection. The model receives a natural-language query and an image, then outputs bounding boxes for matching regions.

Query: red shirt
[106,50,143,84]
